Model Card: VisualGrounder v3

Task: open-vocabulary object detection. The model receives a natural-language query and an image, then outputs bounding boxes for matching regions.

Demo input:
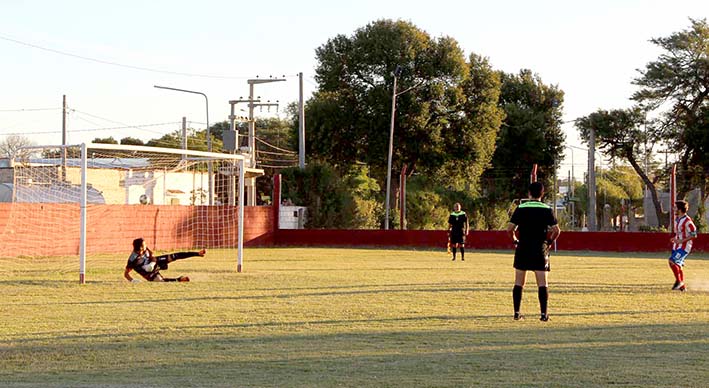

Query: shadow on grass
[1,322,708,387]
[8,279,697,307]
[5,308,709,346]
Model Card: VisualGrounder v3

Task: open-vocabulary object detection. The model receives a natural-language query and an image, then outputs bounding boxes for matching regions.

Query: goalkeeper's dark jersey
[127,251,158,280]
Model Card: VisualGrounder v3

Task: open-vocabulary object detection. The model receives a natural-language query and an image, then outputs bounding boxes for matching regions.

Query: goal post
[7,143,248,283]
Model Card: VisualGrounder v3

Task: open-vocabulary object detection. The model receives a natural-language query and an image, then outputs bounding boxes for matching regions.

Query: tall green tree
[435,53,505,192]
[307,19,469,181]
[633,18,709,198]
[484,69,565,201]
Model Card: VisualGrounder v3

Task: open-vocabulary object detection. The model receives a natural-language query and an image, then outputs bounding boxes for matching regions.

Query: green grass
[1,248,708,387]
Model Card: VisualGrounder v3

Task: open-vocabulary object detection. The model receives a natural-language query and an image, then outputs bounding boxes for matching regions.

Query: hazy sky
[1,0,707,177]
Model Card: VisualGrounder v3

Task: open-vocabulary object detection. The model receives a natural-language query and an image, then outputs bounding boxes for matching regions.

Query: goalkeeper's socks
[452,247,457,260]
[538,286,549,316]
[513,285,523,313]
[460,247,465,260]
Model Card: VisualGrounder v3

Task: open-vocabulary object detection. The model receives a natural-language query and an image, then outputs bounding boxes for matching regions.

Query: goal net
[1,143,246,283]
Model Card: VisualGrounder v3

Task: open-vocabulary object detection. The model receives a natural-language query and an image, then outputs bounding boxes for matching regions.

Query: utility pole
[227,99,259,206]
[247,77,285,205]
[384,66,402,230]
[298,72,306,169]
[588,126,597,231]
[181,117,187,160]
[61,95,67,182]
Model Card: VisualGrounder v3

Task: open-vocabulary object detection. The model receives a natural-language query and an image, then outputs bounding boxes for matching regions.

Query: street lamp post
[154,85,212,205]
[384,66,403,230]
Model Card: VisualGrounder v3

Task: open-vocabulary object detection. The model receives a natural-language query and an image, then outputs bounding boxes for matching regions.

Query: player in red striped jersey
[669,200,697,291]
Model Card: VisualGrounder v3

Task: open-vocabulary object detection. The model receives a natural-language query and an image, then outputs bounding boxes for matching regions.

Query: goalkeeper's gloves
[131,278,141,283]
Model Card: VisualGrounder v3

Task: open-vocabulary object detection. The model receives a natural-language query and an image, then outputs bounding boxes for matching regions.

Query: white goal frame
[13,143,247,284]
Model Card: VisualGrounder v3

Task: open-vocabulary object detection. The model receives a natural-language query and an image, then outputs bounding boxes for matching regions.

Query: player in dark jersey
[124,238,205,283]
[447,203,469,261]
[506,182,560,321]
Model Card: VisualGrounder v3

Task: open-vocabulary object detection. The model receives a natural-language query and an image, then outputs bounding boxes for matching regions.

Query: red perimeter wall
[274,229,708,253]
[1,202,705,255]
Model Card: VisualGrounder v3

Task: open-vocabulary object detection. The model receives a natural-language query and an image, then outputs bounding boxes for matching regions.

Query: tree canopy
[632,18,709,197]
[484,69,565,201]
[307,19,476,180]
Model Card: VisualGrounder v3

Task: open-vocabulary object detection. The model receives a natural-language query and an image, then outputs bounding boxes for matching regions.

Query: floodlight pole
[154,85,213,205]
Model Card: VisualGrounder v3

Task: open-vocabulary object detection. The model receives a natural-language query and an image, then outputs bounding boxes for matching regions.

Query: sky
[1,0,707,179]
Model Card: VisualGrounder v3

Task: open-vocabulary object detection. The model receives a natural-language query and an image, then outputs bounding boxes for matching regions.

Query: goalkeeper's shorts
[157,257,169,270]
[669,248,689,266]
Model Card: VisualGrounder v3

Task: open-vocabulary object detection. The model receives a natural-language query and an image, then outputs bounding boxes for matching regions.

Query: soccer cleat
[540,313,549,322]
[672,281,685,290]
[514,312,523,321]
[679,285,686,292]
[461,258,464,261]
[452,257,456,261]
[178,276,190,282]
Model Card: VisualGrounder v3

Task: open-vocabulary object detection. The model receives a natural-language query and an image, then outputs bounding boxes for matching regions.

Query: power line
[255,136,297,154]
[70,109,170,135]
[0,107,60,112]
[0,121,179,136]
[0,33,252,80]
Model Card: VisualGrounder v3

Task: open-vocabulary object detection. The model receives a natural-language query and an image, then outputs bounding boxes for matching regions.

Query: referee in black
[448,202,469,261]
[506,182,560,321]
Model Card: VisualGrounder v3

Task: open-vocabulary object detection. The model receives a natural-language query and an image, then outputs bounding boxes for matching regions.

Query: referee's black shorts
[449,230,465,244]
[513,243,550,271]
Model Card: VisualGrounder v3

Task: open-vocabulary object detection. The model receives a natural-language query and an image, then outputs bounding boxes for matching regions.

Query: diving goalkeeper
[124,238,205,283]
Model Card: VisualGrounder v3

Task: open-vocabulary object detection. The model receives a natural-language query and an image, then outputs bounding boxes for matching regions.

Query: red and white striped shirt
[673,215,697,252]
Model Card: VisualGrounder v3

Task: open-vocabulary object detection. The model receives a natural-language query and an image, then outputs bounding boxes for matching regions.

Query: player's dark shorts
[514,242,550,271]
[450,230,465,244]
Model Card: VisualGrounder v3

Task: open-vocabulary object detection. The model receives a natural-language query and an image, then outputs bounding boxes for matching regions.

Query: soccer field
[0,248,708,387]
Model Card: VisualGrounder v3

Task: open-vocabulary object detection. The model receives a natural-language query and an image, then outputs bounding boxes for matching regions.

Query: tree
[435,53,505,192]
[120,137,145,146]
[633,18,709,198]
[306,19,469,182]
[92,137,118,144]
[483,69,565,201]
[575,108,669,226]
[575,165,644,230]
[146,125,223,151]
[280,162,356,228]
[0,135,35,159]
